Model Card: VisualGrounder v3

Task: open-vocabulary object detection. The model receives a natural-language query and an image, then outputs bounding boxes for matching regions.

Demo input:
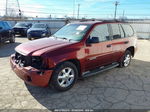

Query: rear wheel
[119,50,132,67]
[9,34,15,43]
[50,62,78,91]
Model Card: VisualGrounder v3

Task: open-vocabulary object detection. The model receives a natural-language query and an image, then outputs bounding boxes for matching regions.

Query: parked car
[0,21,15,43]
[10,20,137,91]
[27,23,51,40]
[13,22,32,36]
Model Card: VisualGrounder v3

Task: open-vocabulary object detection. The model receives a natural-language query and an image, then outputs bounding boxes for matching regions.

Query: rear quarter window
[122,24,134,37]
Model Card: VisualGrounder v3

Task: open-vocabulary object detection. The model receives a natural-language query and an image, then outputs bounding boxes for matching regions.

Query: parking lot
[0,37,150,109]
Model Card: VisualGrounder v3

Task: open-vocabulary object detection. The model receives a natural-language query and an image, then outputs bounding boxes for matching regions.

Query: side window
[0,22,4,29]
[4,22,10,29]
[2,22,7,29]
[111,24,121,39]
[122,24,134,37]
[90,24,110,42]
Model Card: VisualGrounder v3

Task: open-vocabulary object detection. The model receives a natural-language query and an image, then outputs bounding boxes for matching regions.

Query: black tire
[9,34,15,43]
[28,37,32,40]
[50,61,78,91]
[119,50,132,67]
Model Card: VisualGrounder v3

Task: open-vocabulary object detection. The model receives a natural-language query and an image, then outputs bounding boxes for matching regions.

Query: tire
[28,37,32,40]
[119,50,132,67]
[9,34,15,43]
[50,62,78,91]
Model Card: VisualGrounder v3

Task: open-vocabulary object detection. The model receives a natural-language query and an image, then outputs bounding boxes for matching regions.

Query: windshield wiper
[58,37,69,40]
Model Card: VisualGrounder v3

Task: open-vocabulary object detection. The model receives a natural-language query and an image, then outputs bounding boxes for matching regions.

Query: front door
[84,24,113,71]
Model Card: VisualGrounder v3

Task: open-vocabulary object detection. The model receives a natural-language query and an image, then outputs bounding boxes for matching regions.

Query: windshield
[15,23,29,27]
[32,24,46,28]
[53,24,91,41]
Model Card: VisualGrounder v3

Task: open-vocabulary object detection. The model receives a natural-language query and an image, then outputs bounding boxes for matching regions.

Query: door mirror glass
[88,37,99,43]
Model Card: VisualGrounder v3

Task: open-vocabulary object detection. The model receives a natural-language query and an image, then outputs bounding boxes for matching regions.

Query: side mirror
[87,37,99,44]
[0,27,3,30]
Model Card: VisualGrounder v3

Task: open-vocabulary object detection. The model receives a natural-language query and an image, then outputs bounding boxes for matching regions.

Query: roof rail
[102,19,127,23]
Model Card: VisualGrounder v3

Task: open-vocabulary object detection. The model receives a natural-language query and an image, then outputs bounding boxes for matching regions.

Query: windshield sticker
[76,32,80,35]
[76,25,87,31]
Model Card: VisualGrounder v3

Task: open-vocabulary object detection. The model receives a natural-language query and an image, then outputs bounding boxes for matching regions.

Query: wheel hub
[57,67,75,87]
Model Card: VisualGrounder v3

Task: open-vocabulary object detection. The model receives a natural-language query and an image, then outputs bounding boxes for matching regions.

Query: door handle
[124,41,129,44]
[106,44,111,48]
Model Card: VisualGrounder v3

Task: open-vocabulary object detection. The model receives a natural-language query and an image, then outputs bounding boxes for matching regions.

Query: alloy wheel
[57,67,75,88]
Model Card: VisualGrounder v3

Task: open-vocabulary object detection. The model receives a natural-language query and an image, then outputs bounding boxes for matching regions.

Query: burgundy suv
[10,21,137,91]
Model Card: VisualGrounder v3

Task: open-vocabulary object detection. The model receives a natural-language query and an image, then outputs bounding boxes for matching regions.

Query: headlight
[42,30,47,33]
[31,56,43,69]
[27,30,30,34]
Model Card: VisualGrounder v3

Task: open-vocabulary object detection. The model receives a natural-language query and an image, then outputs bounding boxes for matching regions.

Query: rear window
[122,24,134,37]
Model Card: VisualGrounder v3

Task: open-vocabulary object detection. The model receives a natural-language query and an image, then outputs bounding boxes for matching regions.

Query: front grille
[30,31,43,34]
[14,52,43,69]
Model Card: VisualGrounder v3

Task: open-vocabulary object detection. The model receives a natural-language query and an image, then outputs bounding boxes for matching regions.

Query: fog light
[42,33,46,37]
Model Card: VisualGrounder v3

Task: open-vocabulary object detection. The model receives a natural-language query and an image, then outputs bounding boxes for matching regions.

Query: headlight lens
[31,56,43,69]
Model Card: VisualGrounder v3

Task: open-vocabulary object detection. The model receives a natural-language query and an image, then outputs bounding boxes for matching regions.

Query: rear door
[110,23,127,62]
[84,24,113,71]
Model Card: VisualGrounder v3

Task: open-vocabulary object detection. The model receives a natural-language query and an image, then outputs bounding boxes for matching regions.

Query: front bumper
[28,32,47,38]
[10,55,53,87]
[14,29,27,35]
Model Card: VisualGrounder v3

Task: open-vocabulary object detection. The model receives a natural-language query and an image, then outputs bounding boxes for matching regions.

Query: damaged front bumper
[10,54,53,87]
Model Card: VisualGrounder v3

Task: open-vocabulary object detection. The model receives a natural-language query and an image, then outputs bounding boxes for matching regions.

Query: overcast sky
[0,0,150,19]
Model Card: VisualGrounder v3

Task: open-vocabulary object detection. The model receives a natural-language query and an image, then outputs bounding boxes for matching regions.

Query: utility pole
[5,0,8,16]
[122,10,125,19]
[5,0,22,18]
[77,4,80,19]
[73,0,75,18]
[114,1,119,20]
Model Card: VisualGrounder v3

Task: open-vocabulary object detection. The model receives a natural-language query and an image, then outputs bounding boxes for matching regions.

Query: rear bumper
[10,55,53,87]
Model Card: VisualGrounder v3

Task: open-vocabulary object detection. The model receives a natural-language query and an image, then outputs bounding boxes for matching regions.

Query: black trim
[82,62,119,78]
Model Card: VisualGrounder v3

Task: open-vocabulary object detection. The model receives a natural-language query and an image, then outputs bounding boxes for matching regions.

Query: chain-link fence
[5,19,150,39]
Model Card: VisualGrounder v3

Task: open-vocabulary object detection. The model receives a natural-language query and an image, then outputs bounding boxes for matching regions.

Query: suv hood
[13,26,27,29]
[15,38,73,56]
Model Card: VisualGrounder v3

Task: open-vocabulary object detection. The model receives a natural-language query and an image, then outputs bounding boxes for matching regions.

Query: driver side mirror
[0,27,3,30]
[87,37,99,44]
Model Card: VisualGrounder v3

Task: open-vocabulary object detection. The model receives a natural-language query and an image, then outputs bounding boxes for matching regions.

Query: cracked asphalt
[0,37,150,109]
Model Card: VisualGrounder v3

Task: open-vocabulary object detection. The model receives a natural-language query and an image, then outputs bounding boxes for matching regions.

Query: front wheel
[50,62,78,91]
[119,50,132,67]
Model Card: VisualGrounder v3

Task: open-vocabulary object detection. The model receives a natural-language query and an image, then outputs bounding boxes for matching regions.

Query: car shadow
[25,59,150,109]
[0,42,21,57]
[15,35,27,38]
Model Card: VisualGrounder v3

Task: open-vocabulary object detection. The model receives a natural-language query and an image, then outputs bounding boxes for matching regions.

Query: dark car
[27,23,51,40]
[13,22,32,36]
[11,21,137,91]
[0,21,15,43]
